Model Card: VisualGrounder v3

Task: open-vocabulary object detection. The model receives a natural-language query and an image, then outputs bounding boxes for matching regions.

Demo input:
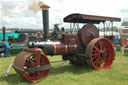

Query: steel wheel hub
[100,52,106,58]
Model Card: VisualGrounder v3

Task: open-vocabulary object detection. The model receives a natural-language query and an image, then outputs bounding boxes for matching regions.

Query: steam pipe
[15,30,42,33]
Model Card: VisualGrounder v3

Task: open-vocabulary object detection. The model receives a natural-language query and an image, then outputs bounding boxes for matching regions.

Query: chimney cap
[40,5,50,10]
[2,26,6,29]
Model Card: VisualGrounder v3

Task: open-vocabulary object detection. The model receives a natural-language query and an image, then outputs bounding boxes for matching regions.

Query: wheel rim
[86,38,114,70]
[14,51,50,82]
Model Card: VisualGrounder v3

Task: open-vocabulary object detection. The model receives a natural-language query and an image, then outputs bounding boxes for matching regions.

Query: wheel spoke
[92,53,99,56]
[92,50,99,54]
[103,57,107,63]
[92,54,99,60]
[98,41,102,50]
[25,62,30,66]
[94,46,100,53]
[30,60,35,65]
[103,46,109,52]
[99,59,103,67]
[93,57,100,64]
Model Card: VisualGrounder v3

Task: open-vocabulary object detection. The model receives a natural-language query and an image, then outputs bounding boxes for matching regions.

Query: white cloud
[0,0,128,29]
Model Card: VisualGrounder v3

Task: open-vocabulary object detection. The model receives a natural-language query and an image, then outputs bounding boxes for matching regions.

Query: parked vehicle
[0,42,24,57]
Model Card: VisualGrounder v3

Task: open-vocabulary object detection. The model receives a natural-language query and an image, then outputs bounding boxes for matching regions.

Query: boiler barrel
[43,43,78,55]
[28,41,78,55]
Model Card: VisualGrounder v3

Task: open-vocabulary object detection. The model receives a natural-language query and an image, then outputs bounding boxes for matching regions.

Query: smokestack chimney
[40,4,50,41]
[2,26,6,41]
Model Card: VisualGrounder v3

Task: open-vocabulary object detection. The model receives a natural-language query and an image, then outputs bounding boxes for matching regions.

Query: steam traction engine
[12,5,121,82]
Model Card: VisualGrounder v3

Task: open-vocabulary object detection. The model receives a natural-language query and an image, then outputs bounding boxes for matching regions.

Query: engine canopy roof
[64,13,121,24]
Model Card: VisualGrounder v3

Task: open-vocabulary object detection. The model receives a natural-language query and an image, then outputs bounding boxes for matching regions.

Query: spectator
[61,27,65,34]
[1,40,10,57]
[124,44,128,56]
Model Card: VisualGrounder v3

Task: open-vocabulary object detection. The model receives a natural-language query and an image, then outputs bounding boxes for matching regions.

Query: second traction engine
[12,4,120,82]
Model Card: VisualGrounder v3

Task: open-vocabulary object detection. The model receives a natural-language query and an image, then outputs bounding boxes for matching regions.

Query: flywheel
[79,24,99,46]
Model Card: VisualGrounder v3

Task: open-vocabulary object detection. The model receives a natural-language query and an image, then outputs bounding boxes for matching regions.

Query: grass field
[0,47,128,85]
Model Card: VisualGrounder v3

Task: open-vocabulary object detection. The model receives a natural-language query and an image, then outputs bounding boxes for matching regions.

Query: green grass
[0,47,128,85]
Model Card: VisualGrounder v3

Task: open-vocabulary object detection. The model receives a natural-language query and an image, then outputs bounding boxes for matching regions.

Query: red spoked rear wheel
[86,38,114,70]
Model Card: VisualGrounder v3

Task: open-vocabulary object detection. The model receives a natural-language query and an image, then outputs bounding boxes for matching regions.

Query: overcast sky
[0,0,128,29]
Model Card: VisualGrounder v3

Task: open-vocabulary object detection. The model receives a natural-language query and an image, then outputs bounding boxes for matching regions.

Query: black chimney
[40,5,50,41]
[2,26,6,41]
